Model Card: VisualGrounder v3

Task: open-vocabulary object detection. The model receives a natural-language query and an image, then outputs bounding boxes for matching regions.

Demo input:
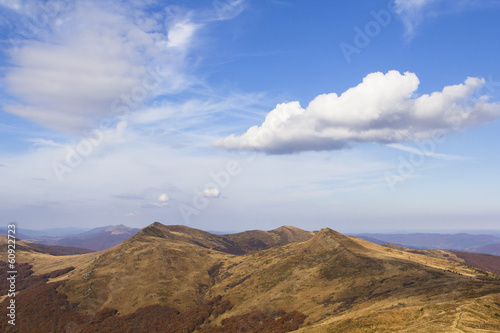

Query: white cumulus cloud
[200,188,220,198]
[212,70,500,154]
[158,193,169,202]
[152,193,170,207]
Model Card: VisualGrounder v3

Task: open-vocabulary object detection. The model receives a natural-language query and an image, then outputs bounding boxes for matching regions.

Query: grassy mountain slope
[1,223,500,332]
[222,226,316,253]
[0,235,94,256]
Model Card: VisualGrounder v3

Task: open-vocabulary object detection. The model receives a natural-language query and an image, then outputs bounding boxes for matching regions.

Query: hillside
[452,251,500,275]
[473,243,500,256]
[128,223,315,255]
[223,225,315,253]
[13,223,313,254]
[387,246,500,279]
[0,235,94,256]
[1,223,500,332]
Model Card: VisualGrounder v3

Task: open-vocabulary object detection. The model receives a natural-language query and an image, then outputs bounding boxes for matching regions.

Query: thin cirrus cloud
[386,143,468,161]
[394,0,438,39]
[393,0,500,40]
[212,70,500,154]
[1,0,206,133]
[212,0,246,21]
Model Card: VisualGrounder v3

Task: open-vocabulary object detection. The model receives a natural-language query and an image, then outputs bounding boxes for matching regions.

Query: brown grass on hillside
[0,260,74,295]
[2,223,500,332]
[0,272,304,333]
[452,251,500,275]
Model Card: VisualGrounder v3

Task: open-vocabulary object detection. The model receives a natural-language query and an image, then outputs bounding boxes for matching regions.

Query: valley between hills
[2,222,500,332]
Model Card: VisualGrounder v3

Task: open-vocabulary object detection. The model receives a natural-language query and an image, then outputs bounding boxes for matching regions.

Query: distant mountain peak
[317,227,345,239]
[134,222,171,239]
[105,224,135,235]
[137,222,205,237]
[273,225,302,231]
[306,227,366,252]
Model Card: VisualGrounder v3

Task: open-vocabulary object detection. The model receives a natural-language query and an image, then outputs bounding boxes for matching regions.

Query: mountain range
[11,224,140,252]
[1,222,500,332]
[5,225,500,256]
[355,233,500,255]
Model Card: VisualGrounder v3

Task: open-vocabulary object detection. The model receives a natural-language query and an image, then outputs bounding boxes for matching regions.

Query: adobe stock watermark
[6,223,17,326]
[384,132,448,192]
[178,104,290,224]
[385,75,500,191]
[51,64,172,182]
[340,2,397,64]
[178,160,243,223]
[6,1,61,55]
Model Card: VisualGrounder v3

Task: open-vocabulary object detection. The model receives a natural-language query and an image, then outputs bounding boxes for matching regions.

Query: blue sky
[0,0,499,233]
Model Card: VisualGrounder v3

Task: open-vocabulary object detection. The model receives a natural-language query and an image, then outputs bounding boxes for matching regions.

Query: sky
[0,0,499,233]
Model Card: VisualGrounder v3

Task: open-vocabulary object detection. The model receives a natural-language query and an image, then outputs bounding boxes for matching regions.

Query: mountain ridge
[130,222,317,255]
[1,222,500,332]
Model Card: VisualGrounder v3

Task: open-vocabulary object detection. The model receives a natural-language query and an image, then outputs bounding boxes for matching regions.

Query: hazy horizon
[4,222,500,237]
[1,1,499,233]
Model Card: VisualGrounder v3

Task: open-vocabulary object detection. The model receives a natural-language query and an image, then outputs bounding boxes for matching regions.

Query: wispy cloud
[0,0,21,11]
[212,0,246,21]
[1,0,248,133]
[394,0,500,40]
[2,1,200,132]
[394,0,438,39]
[386,143,468,161]
[0,0,253,227]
